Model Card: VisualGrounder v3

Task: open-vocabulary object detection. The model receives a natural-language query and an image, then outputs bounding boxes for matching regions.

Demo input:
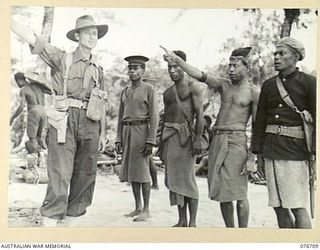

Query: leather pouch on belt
[46,107,69,143]
[55,95,69,112]
[86,87,106,121]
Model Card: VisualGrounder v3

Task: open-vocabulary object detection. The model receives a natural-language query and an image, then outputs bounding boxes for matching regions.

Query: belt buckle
[80,101,87,109]
[276,126,281,135]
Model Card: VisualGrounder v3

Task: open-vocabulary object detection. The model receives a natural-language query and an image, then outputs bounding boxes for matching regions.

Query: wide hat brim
[66,24,109,42]
[24,72,53,94]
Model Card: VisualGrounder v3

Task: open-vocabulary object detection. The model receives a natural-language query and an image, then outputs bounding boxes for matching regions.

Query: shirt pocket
[67,65,83,94]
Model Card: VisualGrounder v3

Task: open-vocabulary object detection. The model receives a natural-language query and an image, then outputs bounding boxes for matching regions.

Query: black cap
[230,47,252,57]
[124,55,149,66]
[173,50,187,61]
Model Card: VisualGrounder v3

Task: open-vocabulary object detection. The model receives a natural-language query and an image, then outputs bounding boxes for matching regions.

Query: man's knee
[237,199,249,209]
[220,201,233,208]
[273,206,290,216]
[291,207,308,216]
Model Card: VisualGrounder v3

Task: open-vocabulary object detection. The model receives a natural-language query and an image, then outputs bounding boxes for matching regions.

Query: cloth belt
[68,98,89,109]
[122,120,148,126]
[265,124,304,139]
[212,127,246,135]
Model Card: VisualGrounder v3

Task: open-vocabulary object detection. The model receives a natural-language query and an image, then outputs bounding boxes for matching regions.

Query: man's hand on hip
[141,143,153,156]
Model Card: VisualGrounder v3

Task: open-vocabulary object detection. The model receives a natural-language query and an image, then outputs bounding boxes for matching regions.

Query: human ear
[74,32,80,41]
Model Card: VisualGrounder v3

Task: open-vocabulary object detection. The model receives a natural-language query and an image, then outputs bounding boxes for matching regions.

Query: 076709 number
[300,244,319,248]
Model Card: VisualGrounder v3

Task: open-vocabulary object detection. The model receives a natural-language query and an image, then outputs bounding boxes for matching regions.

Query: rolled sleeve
[29,35,64,70]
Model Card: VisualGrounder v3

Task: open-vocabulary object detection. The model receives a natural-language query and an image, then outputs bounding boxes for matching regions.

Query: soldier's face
[76,27,98,50]
[128,65,144,81]
[274,46,298,72]
[168,62,184,82]
[228,58,247,83]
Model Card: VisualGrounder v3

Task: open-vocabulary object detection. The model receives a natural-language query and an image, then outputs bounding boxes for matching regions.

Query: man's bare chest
[175,86,191,101]
[223,86,252,107]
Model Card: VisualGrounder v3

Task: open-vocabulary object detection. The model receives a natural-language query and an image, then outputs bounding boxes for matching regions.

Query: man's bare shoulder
[250,83,260,94]
[206,75,230,91]
[249,83,261,101]
[141,81,154,89]
[20,84,31,94]
[188,80,202,95]
[163,84,173,95]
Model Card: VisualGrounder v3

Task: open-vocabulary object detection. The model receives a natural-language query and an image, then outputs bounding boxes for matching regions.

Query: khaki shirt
[30,35,104,100]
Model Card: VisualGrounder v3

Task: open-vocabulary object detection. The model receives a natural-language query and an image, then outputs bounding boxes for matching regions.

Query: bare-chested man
[160,50,204,227]
[10,71,52,153]
[161,46,260,228]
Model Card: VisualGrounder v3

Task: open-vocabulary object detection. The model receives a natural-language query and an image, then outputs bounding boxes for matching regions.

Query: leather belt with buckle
[68,98,89,109]
[122,120,148,126]
[265,125,304,139]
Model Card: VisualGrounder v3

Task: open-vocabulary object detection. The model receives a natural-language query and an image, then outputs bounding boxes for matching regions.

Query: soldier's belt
[68,98,89,109]
[265,125,304,139]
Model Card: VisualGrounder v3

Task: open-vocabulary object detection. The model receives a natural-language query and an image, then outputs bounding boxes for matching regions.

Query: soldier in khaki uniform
[11,15,108,226]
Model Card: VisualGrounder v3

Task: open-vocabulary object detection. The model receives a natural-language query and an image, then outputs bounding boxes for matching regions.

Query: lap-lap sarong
[162,122,199,206]
[119,123,150,183]
[264,158,309,209]
[207,128,248,202]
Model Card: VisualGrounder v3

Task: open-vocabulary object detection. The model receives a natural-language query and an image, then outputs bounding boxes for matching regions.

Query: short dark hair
[173,50,187,62]
[14,72,25,82]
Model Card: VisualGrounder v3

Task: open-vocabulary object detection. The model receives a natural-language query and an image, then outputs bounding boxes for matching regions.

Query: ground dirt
[8,162,282,228]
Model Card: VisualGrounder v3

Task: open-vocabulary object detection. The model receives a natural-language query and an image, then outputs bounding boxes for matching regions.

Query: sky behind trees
[10,7,317,72]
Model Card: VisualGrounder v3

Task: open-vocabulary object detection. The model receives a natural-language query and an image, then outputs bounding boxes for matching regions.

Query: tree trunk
[41,7,55,42]
[280,9,300,38]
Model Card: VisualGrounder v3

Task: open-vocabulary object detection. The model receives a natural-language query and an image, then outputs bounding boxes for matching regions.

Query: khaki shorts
[264,158,309,209]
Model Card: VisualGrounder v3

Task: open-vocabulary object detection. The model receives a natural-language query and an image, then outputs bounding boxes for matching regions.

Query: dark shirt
[116,81,159,145]
[252,69,316,160]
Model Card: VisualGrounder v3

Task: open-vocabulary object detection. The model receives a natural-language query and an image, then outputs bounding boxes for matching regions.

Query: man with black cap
[252,37,316,229]
[10,70,52,153]
[160,50,204,227]
[11,15,108,226]
[161,46,260,228]
[116,55,159,222]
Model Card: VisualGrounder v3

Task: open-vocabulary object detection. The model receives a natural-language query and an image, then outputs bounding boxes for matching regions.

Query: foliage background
[10,7,318,147]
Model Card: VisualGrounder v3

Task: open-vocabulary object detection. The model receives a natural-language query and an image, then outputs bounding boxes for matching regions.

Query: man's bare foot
[124,210,142,217]
[133,212,150,222]
[172,221,187,227]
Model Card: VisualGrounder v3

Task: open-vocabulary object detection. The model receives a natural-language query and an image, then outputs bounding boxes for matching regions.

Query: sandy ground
[8,165,283,228]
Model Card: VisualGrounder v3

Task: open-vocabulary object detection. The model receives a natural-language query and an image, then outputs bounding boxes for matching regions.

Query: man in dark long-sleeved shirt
[252,37,316,229]
[115,55,159,222]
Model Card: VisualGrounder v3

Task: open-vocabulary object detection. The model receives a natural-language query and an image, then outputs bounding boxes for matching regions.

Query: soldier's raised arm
[11,18,36,47]
[160,45,229,91]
